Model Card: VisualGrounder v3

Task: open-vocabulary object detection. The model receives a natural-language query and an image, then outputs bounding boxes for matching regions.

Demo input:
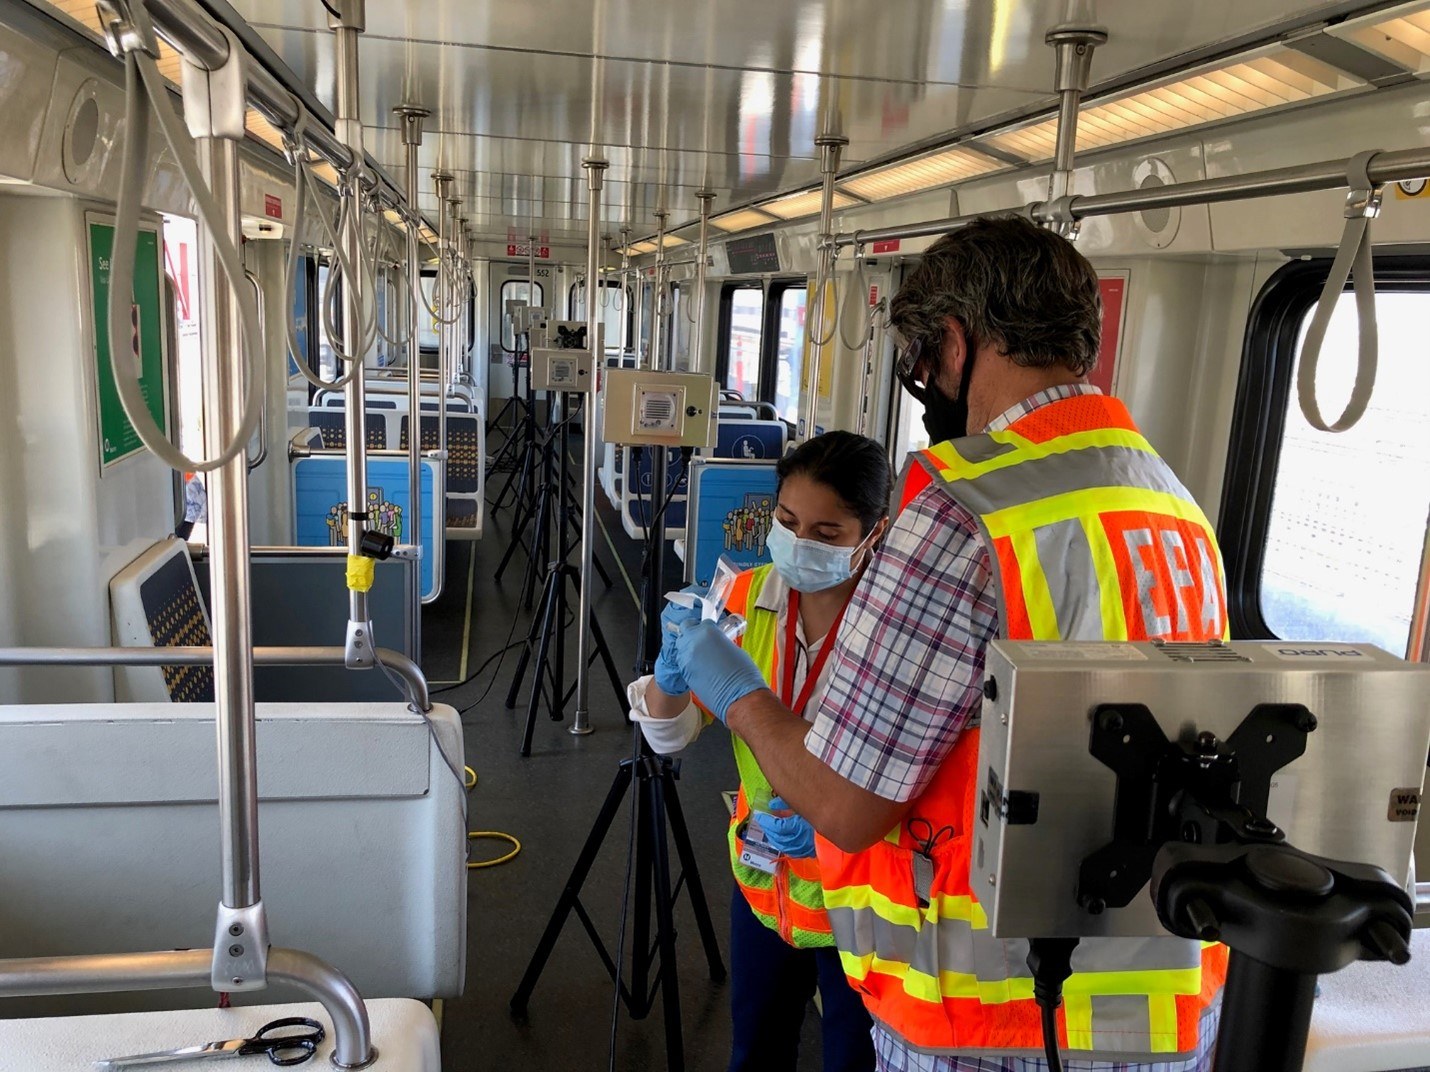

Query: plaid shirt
[807,385,1101,802]
[806,386,1221,1072]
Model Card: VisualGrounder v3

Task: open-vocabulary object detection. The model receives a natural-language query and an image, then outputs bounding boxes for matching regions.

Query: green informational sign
[87,216,168,468]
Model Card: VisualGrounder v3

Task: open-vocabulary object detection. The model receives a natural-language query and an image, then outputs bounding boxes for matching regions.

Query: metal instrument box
[530,348,594,393]
[974,640,1430,939]
[600,368,717,448]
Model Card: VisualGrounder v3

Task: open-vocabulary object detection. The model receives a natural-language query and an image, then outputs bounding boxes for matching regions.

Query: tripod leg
[648,765,686,1072]
[494,494,534,582]
[510,759,635,1015]
[660,761,728,982]
[521,570,562,757]
[628,763,655,1019]
[588,611,630,710]
[504,609,542,710]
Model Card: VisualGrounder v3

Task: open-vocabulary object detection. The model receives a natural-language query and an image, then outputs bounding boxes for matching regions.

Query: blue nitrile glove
[653,586,705,695]
[673,619,766,723]
[754,798,816,859]
[659,585,706,638]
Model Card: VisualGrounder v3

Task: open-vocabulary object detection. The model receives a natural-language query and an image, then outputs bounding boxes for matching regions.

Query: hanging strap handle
[1296,150,1383,433]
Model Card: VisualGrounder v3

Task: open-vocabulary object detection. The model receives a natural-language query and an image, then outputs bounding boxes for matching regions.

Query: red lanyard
[780,589,851,717]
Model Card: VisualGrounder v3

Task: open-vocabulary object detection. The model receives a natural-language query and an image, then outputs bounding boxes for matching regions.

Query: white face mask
[766,516,871,593]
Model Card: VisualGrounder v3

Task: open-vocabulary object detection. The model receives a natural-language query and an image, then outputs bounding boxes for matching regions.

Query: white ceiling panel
[222,0,1392,242]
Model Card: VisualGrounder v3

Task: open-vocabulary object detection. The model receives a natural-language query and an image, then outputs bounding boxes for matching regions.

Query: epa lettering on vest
[1118,524,1224,640]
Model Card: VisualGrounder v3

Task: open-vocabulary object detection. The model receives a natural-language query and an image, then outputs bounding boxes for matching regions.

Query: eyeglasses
[893,334,929,403]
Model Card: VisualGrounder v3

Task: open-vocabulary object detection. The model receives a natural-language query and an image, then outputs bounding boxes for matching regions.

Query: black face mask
[920,349,977,444]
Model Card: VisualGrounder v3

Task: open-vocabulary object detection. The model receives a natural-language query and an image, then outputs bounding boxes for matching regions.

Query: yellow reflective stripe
[883,826,902,846]
[927,428,1157,483]
[1149,993,1180,1052]
[823,884,989,930]
[983,488,1213,540]
[1064,994,1094,1050]
[1064,968,1203,997]
[1009,529,1060,640]
[822,883,925,930]
[840,953,1197,1009]
[1081,516,1129,640]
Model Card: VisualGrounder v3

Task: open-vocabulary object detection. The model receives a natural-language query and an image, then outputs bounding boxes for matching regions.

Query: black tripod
[495,379,614,610]
[488,348,542,521]
[484,365,531,479]
[504,392,627,756]
[510,443,725,1071]
[1068,702,1415,1072]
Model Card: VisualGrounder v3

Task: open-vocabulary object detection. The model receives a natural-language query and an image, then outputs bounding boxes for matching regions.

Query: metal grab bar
[835,144,1430,249]
[0,947,373,1068]
[0,646,430,712]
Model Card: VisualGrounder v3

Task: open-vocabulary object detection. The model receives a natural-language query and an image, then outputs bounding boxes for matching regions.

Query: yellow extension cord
[464,766,522,870]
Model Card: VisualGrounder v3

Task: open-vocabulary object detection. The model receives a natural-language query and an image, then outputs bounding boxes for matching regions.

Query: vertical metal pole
[618,226,632,356]
[801,134,847,443]
[332,2,374,666]
[642,209,671,670]
[394,105,427,596]
[196,136,259,915]
[446,199,462,463]
[1044,27,1106,211]
[573,157,608,735]
[431,172,452,553]
[692,191,715,372]
[650,211,668,372]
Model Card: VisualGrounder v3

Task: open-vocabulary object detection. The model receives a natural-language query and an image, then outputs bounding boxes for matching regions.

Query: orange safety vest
[816,392,1230,1062]
[721,565,845,947]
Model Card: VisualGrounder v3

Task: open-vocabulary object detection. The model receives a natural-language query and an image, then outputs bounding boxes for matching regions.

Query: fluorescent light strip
[710,208,780,232]
[1330,2,1430,75]
[841,146,1003,202]
[45,1,184,82]
[983,46,1364,162]
[760,189,859,220]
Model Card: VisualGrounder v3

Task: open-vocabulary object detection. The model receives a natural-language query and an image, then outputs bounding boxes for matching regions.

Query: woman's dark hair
[776,430,891,537]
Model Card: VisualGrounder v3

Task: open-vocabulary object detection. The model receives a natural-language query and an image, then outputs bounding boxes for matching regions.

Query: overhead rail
[831,145,1430,248]
[95,0,427,231]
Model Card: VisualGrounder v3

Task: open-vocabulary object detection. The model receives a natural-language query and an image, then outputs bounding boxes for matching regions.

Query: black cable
[317,0,342,17]
[430,639,526,696]
[1027,937,1080,1072]
[457,607,529,717]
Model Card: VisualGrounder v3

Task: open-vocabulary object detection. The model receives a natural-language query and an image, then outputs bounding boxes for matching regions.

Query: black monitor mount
[1068,702,1413,1072]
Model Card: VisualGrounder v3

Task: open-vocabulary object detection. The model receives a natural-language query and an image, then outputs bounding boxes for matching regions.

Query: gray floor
[424,462,827,1070]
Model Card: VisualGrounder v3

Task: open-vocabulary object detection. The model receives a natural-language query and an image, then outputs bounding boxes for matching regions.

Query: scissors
[95,1017,325,1069]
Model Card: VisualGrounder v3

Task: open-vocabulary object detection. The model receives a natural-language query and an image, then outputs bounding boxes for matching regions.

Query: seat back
[0,701,467,1014]
[109,539,214,703]
[683,458,780,586]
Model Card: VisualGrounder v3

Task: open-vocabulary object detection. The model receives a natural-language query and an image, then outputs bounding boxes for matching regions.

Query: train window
[161,214,203,458]
[317,259,338,377]
[569,279,630,352]
[771,284,807,423]
[719,283,764,399]
[1222,260,1430,657]
[499,279,544,352]
[669,284,693,368]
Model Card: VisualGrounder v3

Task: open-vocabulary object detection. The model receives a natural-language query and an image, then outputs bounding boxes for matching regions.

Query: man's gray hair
[889,215,1101,376]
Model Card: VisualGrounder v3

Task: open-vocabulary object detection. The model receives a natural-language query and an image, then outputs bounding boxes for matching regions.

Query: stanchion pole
[573,157,608,735]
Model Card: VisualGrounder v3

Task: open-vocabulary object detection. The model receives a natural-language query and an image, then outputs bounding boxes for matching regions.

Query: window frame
[715,277,807,420]
[567,278,632,350]
[498,278,544,353]
[1218,255,1430,641]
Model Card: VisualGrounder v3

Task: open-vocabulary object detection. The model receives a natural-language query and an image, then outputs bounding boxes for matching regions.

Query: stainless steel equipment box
[532,317,595,351]
[600,368,717,449]
[975,640,1430,939]
[530,348,594,393]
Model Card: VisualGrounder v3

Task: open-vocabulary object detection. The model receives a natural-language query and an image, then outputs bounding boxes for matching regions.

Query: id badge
[739,822,780,875]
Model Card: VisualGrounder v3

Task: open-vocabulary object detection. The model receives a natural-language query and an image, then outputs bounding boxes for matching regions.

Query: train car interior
[0,0,1427,1069]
